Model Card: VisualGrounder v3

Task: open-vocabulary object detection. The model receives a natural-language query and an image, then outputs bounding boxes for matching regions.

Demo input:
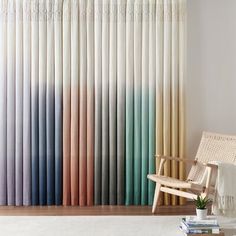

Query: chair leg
[152,183,161,214]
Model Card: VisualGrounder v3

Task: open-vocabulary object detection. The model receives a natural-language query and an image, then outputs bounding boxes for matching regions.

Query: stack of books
[179,216,224,235]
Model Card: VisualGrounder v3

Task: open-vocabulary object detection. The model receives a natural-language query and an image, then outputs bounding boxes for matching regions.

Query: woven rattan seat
[147,175,192,189]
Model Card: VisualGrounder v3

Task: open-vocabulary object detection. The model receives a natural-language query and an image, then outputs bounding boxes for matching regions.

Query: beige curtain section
[155,0,187,206]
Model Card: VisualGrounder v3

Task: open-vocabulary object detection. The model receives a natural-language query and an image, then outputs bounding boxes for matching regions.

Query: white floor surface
[0,216,236,236]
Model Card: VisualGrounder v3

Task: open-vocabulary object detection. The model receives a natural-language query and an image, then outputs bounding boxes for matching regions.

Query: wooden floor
[0,203,197,216]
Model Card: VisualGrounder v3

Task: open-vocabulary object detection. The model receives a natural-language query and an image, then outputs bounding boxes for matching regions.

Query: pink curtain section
[62,0,94,206]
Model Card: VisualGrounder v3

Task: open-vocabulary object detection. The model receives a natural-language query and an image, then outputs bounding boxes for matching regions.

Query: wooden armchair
[148,132,236,213]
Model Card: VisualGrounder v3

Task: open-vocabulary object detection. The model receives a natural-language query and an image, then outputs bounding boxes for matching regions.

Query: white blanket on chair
[212,162,236,217]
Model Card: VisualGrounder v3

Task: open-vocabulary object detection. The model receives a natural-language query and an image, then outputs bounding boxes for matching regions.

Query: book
[180,225,220,234]
[181,232,224,236]
[182,218,220,229]
[185,216,218,226]
[182,234,224,236]
[181,220,220,234]
[181,231,224,236]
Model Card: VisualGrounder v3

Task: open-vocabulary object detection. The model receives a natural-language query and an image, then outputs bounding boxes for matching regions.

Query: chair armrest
[201,162,218,195]
[202,162,218,170]
[155,155,197,165]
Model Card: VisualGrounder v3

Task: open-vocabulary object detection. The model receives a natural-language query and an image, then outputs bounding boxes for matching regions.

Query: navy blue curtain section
[31,15,39,205]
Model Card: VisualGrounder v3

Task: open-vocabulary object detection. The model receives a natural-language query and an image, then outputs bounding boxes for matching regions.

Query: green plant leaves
[193,195,211,209]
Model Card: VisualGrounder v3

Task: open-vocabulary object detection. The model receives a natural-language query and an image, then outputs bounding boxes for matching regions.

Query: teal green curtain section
[125,0,156,206]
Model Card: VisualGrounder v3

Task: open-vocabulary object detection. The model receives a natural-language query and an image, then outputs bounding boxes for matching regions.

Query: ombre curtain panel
[0,0,186,206]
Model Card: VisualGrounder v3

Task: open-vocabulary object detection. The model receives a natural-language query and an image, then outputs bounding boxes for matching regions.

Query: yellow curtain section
[155,0,187,206]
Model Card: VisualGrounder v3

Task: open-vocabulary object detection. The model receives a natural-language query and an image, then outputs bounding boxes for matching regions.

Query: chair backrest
[187,132,236,184]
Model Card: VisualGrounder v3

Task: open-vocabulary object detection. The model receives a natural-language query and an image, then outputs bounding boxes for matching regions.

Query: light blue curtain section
[7,0,16,205]
[0,1,7,205]
[0,0,63,206]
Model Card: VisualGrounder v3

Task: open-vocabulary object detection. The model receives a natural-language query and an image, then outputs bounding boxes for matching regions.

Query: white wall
[187,0,236,158]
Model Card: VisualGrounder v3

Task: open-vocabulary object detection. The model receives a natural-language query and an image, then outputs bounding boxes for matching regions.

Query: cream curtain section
[155,0,187,206]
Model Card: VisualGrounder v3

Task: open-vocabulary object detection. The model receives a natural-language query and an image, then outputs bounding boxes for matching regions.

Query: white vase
[196,208,207,220]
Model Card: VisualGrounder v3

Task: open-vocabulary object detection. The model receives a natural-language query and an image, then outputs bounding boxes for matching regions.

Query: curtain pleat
[7,0,16,206]
[116,0,126,205]
[141,0,149,206]
[54,0,63,206]
[155,0,164,206]
[171,0,179,206]
[79,0,87,206]
[133,0,142,206]
[31,0,39,205]
[46,0,55,205]
[62,0,71,206]
[22,0,31,206]
[0,0,186,206]
[0,0,7,205]
[148,0,156,206]
[101,0,109,205]
[94,0,102,205]
[39,0,47,205]
[71,0,79,206]
[163,0,171,206]
[109,0,117,205]
[179,0,187,205]
[15,0,23,206]
[125,0,134,205]
[86,0,94,206]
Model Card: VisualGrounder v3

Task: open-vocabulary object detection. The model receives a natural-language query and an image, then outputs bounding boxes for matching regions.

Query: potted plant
[194,195,211,220]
